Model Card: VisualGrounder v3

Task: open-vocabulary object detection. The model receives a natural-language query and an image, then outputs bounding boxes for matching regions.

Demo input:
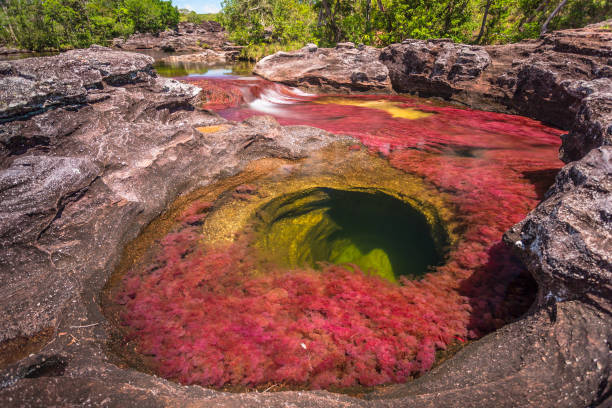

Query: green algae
[252,187,443,282]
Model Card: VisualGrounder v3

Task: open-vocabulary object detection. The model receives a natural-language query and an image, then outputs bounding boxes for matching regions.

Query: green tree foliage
[220,0,611,49]
[220,0,317,45]
[178,9,220,23]
[0,0,179,51]
[475,0,612,44]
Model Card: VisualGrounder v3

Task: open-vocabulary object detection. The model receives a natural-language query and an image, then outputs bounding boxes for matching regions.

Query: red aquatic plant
[117,218,470,389]
[115,78,564,389]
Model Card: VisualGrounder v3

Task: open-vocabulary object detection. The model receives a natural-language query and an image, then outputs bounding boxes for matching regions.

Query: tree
[476,0,493,43]
[540,0,567,35]
[0,0,180,51]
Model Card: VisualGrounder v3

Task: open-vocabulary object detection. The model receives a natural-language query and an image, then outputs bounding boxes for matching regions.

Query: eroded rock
[254,42,392,93]
[112,21,230,53]
[380,40,491,98]
[505,147,612,308]
[560,79,612,162]
[0,47,346,406]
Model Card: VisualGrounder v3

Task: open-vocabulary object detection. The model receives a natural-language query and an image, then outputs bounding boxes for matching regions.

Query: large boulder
[380,39,491,98]
[505,147,611,307]
[560,79,612,162]
[254,42,393,93]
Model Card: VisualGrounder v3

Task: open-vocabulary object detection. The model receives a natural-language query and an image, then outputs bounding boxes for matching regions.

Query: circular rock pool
[104,75,564,392]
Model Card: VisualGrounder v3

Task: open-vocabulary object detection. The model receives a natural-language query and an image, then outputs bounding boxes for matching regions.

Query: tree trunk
[1,3,19,44]
[443,0,456,35]
[365,0,372,36]
[476,0,493,44]
[518,0,549,31]
[377,0,385,12]
[540,0,568,36]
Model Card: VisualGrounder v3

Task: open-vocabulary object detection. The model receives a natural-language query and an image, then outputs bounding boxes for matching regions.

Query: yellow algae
[200,143,458,282]
[196,125,228,134]
[315,97,433,120]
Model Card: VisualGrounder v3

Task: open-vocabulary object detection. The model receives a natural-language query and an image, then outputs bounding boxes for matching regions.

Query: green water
[154,61,254,77]
[253,188,446,282]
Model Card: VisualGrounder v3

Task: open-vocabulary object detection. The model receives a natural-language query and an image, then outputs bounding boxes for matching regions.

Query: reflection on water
[0,51,58,61]
[154,60,254,78]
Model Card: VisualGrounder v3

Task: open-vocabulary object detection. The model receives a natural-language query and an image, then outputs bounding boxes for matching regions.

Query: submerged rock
[254,42,392,93]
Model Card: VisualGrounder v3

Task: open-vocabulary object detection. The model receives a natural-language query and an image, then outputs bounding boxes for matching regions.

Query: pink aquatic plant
[115,78,565,389]
[117,220,469,389]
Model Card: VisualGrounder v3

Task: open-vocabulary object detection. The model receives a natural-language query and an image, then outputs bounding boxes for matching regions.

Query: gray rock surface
[560,79,612,162]
[380,40,491,98]
[505,147,611,308]
[254,42,392,93]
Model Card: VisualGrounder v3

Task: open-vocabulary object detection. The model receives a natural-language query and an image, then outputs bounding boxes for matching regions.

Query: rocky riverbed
[113,21,242,63]
[0,21,610,408]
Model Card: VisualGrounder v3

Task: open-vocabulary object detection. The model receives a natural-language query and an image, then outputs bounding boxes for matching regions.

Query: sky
[174,0,222,14]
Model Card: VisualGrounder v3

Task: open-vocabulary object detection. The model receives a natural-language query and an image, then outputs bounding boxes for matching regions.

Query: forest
[0,0,179,51]
[0,0,610,52]
[220,0,612,47]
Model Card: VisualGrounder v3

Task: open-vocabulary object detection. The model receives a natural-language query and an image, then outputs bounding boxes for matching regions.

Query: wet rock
[112,21,229,53]
[254,43,392,93]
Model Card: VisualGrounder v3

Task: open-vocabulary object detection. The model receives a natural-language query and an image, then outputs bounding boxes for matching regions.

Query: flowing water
[108,65,564,391]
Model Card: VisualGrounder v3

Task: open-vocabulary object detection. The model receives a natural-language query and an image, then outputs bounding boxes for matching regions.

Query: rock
[0,47,342,406]
[0,47,30,56]
[254,20,612,144]
[380,22,612,133]
[254,43,392,93]
[380,40,491,98]
[0,45,154,124]
[560,79,612,162]
[1,26,611,407]
[112,21,229,53]
[504,147,611,307]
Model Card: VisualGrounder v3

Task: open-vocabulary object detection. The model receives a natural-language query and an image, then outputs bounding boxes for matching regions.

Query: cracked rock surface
[254,42,393,93]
